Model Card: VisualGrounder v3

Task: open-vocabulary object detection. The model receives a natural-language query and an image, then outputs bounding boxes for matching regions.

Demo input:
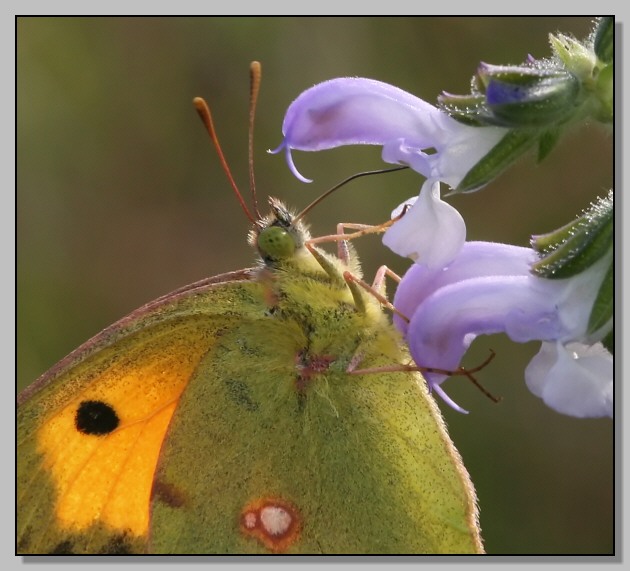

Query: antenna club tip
[193,96,206,111]
[250,61,261,70]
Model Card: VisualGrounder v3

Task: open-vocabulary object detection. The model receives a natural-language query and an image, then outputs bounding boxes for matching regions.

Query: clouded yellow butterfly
[17,62,482,554]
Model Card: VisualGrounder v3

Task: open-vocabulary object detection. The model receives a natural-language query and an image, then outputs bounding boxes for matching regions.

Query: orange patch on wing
[35,330,212,537]
[240,497,301,553]
[38,398,180,538]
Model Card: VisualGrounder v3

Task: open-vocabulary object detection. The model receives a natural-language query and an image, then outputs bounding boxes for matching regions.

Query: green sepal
[594,16,614,64]
[455,129,539,193]
[437,92,488,126]
[531,191,613,279]
[587,259,613,344]
[549,33,597,83]
[531,217,582,252]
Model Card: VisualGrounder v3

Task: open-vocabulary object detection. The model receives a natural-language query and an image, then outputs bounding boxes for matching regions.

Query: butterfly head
[249,197,311,265]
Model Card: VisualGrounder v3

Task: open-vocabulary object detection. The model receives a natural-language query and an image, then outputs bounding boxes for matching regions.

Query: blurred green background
[17,17,613,555]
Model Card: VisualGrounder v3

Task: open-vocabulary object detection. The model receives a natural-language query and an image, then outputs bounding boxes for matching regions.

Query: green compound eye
[258,226,296,260]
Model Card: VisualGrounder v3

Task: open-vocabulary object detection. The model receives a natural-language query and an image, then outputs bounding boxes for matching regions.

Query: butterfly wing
[17,270,261,554]
[19,260,483,554]
[148,266,483,554]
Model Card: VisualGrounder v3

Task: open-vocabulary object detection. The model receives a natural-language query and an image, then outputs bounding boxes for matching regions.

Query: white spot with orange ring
[239,497,301,553]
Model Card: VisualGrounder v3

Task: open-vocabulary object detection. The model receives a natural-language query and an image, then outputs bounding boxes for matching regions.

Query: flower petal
[393,241,535,334]
[382,180,466,267]
[424,125,507,189]
[552,254,613,343]
[268,140,313,183]
[272,77,506,188]
[525,341,613,417]
[277,77,447,150]
[403,274,569,390]
[395,241,612,415]
[381,125,506,189]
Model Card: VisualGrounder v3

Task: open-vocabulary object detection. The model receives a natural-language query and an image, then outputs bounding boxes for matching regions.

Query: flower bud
[476,63,581,127]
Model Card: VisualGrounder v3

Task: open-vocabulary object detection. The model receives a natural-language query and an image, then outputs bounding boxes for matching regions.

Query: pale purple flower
[271,77,506,189]
[382,180,466,268]
[525,341,613,418]
[395,241,613,417]
[272,77,506,267]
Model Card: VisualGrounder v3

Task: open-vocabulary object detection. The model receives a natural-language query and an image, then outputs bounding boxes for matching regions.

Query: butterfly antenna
[295,166,408,222]
[248,61,262,220]
[193,96,256,223]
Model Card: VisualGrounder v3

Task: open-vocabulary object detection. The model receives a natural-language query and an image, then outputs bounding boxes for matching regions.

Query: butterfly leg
[348,350,501,403]
[305,197,414,264]
[342,268,409,323]
[307,220,395,265]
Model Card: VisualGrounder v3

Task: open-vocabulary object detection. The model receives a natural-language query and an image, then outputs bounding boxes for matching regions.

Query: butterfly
[17,62,483,554]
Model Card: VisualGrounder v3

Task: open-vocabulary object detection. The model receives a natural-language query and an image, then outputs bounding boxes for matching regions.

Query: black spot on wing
[75,401,120,435]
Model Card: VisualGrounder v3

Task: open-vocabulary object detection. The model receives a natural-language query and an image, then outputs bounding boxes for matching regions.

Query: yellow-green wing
[150,267,483,554]
[17,270,261,554]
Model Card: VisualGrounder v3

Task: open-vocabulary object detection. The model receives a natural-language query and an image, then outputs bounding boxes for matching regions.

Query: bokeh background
[17,17,613,555]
